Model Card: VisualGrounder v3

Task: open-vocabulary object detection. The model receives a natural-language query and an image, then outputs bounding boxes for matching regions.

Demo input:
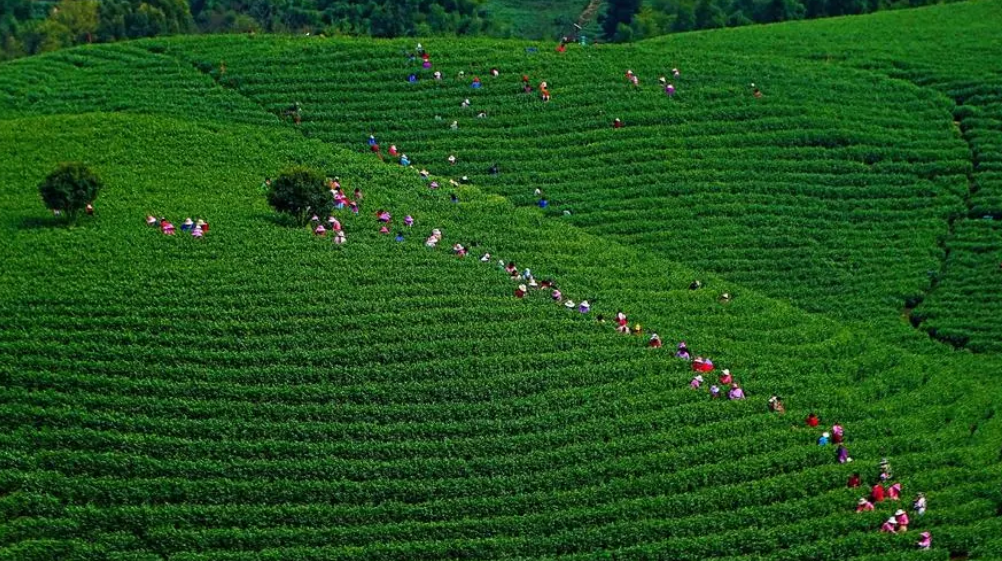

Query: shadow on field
[12,215,67,230]
[256,212,298,228]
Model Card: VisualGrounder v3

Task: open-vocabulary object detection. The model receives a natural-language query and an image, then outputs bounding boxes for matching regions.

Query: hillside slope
[149,20,984,349]
[639,0,1002,352]
[3,4,1002,560]
[3,107,1000,561]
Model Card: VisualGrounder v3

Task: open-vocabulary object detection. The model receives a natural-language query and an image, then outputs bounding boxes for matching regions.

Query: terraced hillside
[636,0,1002,352]
[2,4,1002,561]
[151,15,990,348]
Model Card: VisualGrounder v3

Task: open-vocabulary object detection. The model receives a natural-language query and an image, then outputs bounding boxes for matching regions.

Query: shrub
[266,166,329,225]
[38,162,102,223]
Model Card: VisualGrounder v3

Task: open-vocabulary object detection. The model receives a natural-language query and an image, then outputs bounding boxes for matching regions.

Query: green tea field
[2,2,1002,560]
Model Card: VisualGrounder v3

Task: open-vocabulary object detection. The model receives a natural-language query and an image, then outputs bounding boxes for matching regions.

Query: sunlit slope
[1,110,1000,560]
[0,43,272,125]
[2,9,1002,557]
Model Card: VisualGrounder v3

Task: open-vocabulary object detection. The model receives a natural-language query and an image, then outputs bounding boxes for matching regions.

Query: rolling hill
[2,2,1002,560]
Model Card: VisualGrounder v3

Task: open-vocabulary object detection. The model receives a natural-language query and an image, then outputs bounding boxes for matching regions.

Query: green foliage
[694,0,727,29]
[190,0,493,36]
[37,162,102,222]
[50,0,99,44]
[601,0,642,40]
[2,4,1002,560]
[266,166,329,225]
[764,0,806,22]
[97,0,193,40]
[0,0,971,61]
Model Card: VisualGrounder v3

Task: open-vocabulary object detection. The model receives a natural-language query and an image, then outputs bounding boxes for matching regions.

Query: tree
[804,0,827,18]
[51,0,99,43]
[37,18,72,52]
[694,0,726,29]
[763,0,804,21]
[38,163,103,223]
[613,21,633,42]
[827,0,866,15]
[630,6,670,40]
[671,3,695,31]
[267,167,329,225]
[729,0,764,23]
[601,0,641,41]
[726,9,753,26]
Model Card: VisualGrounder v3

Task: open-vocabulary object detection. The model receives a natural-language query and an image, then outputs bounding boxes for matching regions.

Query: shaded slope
[638,0,1002,352]
[910,94,1002,352]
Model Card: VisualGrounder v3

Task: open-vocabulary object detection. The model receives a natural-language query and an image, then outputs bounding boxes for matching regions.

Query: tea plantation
[2,2,1002,560]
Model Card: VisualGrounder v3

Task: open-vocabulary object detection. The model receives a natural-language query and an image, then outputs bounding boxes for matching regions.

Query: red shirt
[872,484,885,502]
[806,416,819,427]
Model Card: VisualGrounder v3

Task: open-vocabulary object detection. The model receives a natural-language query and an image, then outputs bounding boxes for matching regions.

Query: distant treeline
[0,0,961,61]
[600,0,961,40]
[0,0,492,60]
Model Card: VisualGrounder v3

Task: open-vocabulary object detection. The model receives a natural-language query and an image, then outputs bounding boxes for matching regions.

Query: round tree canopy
[38,163,103,221]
